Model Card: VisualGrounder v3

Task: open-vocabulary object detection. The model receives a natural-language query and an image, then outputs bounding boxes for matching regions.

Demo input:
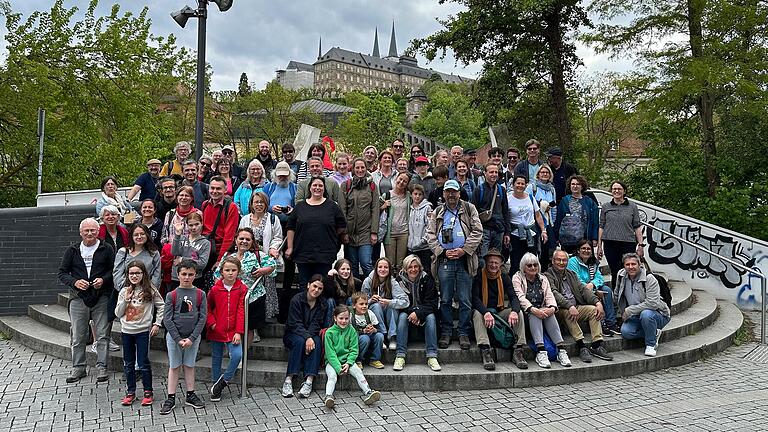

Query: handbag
[478,184,498,222]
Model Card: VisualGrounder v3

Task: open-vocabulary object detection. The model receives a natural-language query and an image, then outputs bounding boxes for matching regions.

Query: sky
[0,0,634,92]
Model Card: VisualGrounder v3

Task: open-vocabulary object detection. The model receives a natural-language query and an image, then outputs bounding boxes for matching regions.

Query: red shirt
[201,198,240,262]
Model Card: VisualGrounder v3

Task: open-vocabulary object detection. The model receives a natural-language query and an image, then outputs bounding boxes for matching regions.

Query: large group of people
[57,137,670,410]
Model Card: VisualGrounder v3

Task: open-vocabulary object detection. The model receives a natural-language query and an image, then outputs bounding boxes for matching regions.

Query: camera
[441,227,454,244]
[280,205,291,213]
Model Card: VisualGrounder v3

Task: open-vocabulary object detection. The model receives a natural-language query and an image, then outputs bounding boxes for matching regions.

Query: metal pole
[194,1,208,161]
[36,108,45,196]
[762,276,766,345]
[241,282,249,398]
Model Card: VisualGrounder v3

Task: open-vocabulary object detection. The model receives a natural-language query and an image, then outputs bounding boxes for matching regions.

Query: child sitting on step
[350,292,385,369]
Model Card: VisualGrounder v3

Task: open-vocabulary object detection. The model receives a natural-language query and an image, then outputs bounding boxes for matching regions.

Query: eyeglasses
[128,271,143,276]
[525,263,539,268]
[199,161,211,167]
[162,185,176,190]
[282,150,294,154]
[393,145,404,149]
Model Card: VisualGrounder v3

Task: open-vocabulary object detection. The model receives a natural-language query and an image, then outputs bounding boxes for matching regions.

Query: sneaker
[324,394,335,409]
[281,381,294,398]
[388,338,397,351]
[579,347,593,363]
[644,346,657,357]
[481,349,495,371]
[654,329,662,349]
[512,348,528,370]
[427,358,442,372]
[297,380,313,398]
[602,324,615,336]
[252,329,261,343]
[393,357,406,371]
[89,344,97,354]
[121,393,136,406]
[363,390,381,405]
[355,362,363,370]
[382,341,387,351]
[590,345,614,361]
[185,392,205,409]
[66,368,86,383]
[210,375,227,402]
[109,341,120,352]
[369,360,385,369]
[535,351,551,369]
[96,366,109,382]
[159,397,175,415]
[557,349,572,367]
[141,391,154,406]
[459,335,471,350]
[438,335,451,349]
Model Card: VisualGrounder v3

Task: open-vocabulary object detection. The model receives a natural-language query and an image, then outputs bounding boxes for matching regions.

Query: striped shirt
[599,199,641,242]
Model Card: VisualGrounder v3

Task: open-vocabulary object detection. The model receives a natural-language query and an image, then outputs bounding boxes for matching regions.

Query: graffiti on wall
[647,218,757,289]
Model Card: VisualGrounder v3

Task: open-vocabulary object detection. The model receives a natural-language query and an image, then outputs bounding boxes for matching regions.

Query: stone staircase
[0,273,743,392]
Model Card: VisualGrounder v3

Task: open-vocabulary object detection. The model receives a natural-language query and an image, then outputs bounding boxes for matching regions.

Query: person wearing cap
[471,163,510,268]
[128,158,162,202]
[220,145,245,181]
[513,139,544,183]
[425,179,483,351]
[279,143,303,181]
[427,166,469,209]
[547,147,578,204]
[471,248,528,370]
[465,148,482,180]
[160,141,191,178]
[408,156,436,198]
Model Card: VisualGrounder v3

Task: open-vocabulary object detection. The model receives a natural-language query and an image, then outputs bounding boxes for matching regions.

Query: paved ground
[0,312,766,432]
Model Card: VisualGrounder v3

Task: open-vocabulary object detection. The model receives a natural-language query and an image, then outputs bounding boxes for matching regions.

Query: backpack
[647,274,672,309]
[489,311,518,349]
[558,197,585,246]
[171,287,203,310]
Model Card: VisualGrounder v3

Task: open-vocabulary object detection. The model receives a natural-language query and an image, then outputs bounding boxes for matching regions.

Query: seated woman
[361,257,409,351]
[568,240,618,335]
[324,259,362,307]
[95,176,133,219]
[393,255,440,372]
[511,253,572,369]
[281,275,326,399]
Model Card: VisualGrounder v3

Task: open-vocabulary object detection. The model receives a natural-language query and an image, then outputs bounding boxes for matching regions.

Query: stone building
[275,61,314,90]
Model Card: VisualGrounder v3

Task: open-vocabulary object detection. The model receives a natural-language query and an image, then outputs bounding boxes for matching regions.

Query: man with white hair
[447,145,464,179]
[160,141,191,178]
[58,218,115,383]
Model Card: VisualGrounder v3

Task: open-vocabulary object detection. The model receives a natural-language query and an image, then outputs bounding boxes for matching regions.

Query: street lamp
[171,0,234,160]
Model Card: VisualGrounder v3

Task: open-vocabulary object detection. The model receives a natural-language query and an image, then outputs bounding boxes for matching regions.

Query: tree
[0,0,194,207]
[412,0,589,154]
[238,72,250,97]
[412,82,487,149]
[335,94,401,156]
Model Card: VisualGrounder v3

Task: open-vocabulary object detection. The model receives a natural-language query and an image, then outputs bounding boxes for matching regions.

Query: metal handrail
[642,221,766,344]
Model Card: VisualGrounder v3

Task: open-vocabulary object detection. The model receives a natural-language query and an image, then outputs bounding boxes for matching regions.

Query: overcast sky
[1,0,633,91]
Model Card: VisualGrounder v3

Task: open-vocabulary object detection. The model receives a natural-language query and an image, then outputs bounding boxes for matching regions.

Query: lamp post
[171,0,233,160]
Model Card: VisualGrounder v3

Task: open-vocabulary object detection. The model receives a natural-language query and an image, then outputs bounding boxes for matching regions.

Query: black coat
[399,272,439,321]
[58,241,115,307]
[285,290,326,339]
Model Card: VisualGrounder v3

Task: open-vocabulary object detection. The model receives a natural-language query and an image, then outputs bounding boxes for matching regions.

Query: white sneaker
[644,346,657,357]
[90,344,98,354]
[388,338,397,351]
[252,329,261,343]
[557,349,572,367]
[109,341,120,352]
[281,381,293,398]
[298,380,313,398]
[654,329,662,349]
[535,351,551,368]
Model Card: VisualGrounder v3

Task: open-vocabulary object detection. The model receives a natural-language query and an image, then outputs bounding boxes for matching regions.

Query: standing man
[202,176,240,265]
[504,147,521,185]
[547,147,578,204]
[181,160,209,208]
[392,139,406,162]
[295,157,340,204]
[478,147,504,186]
[128,158,162,201]
[447,146,464,179]
[514,139,543,182]
[471,163,510,267]
[465,148,482,180]
[154,177,178,221]
[251,140,276,180]
[426,180,483,350]
[58,218,115,383]
[160,141,191,179]
[221,145,245,180]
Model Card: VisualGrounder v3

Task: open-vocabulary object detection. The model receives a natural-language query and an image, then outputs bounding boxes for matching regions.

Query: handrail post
[762,275,766,345]
[241,285,249,398]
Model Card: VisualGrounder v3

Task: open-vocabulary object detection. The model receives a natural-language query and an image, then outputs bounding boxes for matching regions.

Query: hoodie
[205,278,247,342]
[407,199,433,251]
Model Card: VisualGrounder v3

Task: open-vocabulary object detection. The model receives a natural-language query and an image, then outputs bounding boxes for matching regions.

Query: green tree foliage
[237,72,251,97]
[412,0,589,154]
[412,82,487,150]
[0,0,194,207]
[335,94,401,156]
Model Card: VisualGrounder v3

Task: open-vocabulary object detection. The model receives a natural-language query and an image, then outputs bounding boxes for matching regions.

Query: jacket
[543,267,599,309]
[233,180,265,216]
[554,194,599,244]
[58,241,115,306]
[407,199,433,251]
[361,271,410,310]
[511,271,558,312]
[614,267,670,317]
[397,270,438,321]
[285,290,326,339]
[471,181,510,234]
[567,256,604,290]
[471,271,520,314]
[97,224,129,249]
[409,173,436,198]
[205,278,247,342]
[337,175,380,246]
[170,234,211,280]
[425,200,484,277]
[323,324,359,374]
[113,248,162,290]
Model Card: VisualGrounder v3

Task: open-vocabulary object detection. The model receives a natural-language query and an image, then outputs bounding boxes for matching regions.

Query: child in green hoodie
[323,305,381,408]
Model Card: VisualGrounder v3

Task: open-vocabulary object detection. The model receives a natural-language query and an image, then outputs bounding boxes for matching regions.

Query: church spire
[387,21,398,58]
[372,27,380,58]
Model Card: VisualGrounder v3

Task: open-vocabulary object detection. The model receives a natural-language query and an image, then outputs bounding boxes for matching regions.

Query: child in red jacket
[206,256,246,402]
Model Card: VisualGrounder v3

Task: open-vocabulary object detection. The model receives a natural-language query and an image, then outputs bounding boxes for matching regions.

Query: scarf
[481,268,505,311]
[534,180,554,194]
[175,205,195,218]
[100,192,127,215]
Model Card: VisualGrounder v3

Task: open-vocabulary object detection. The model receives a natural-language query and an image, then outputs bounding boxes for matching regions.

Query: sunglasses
[525,263,539,268]
[199,161,211,167]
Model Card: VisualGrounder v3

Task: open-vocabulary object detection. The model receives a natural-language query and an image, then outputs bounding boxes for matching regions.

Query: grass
[733,313,755,346]
[0,330,10,341]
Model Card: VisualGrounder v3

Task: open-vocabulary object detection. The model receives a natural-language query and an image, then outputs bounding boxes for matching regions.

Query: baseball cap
[443,180,461,191]
[274,161,291,176]
[414,156,430,164]
[222,145,235,153]
[547,147,563,157]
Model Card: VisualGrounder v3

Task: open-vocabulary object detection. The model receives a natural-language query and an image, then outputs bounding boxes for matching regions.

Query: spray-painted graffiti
[647,218,756,288]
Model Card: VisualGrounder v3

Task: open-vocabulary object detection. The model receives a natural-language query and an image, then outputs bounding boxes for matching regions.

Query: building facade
[276,61,314,90]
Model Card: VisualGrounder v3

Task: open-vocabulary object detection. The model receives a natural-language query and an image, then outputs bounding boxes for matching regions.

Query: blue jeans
[345,244,373,280]
[211,340,243,383]
[479,228,503,268]
[396,312,438,358]
[597,285,616,326]
[121,331,152,393]
[324,297,336,328]
[283,333,322,377]
[368,302,400,338]
[621,309,671,347]
[357,332,384,362]
[438,258,472,337]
